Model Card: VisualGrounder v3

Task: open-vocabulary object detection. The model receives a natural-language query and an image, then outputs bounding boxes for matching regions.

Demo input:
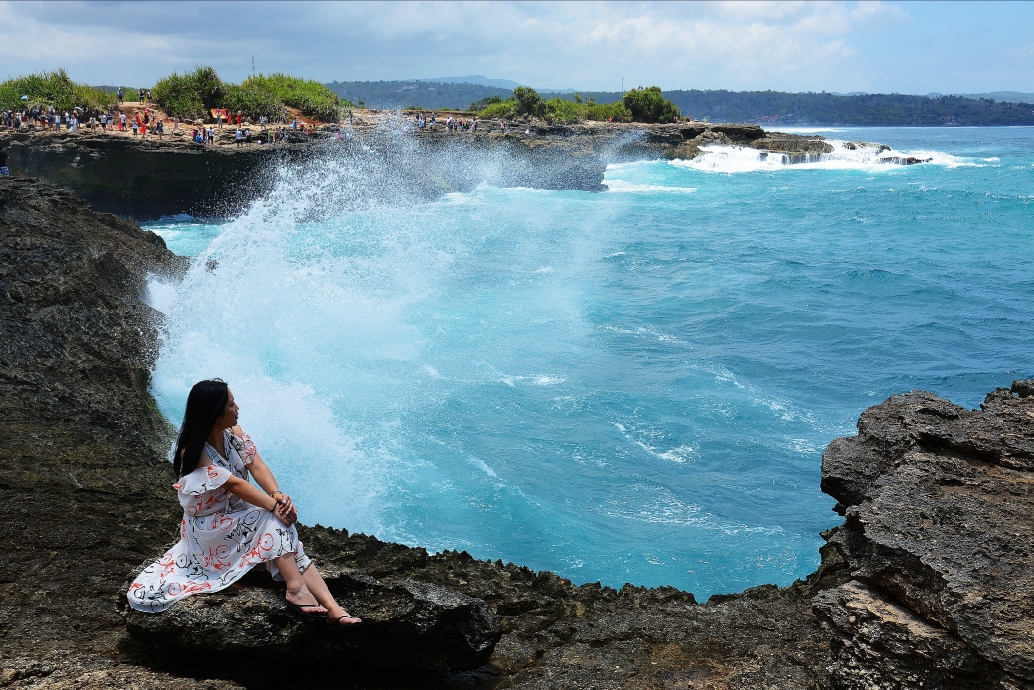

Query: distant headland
[328,79,1034,127]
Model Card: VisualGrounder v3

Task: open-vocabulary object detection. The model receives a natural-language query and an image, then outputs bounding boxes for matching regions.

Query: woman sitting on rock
[126,379,362,628]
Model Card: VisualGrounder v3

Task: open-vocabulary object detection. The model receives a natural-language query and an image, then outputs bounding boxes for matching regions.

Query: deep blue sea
[145,127,1034,598]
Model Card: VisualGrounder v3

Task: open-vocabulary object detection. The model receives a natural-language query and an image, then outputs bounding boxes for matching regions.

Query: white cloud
[0,1,1029,93]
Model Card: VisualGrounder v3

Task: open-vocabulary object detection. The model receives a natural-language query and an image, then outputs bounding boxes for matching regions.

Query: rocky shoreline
[1,166,1029,689]
[0,115,916,220]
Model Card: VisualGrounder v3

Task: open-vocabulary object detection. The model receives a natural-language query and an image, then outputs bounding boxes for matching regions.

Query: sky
[0,1,1031,94]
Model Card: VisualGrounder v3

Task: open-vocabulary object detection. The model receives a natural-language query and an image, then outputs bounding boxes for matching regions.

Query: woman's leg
[275,552,326,614]
[300,565,362,626]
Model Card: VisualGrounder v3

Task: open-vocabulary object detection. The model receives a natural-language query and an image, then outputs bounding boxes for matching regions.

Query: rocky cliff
[1,178,1028,689]
[1,118,862,220]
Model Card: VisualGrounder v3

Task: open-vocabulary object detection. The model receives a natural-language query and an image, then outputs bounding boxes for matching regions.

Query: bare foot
[326,604,362,627]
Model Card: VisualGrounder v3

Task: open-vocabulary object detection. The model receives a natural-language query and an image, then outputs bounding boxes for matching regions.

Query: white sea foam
[606,180,697,194]
[670,141,980,173]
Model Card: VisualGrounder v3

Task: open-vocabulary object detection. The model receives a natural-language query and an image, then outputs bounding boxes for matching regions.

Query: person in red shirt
[236,111,242,126]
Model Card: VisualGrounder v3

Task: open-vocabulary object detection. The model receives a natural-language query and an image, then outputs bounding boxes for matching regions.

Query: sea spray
[147,125,1033,597]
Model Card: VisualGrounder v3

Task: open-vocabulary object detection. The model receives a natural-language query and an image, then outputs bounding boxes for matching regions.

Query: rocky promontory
[1,177,1028,689]
[1,114,908,220]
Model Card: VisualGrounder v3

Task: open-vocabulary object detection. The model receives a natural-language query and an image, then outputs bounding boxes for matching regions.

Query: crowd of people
[3,101,508,156]
[1,103,294,148]
[406,111,480,133]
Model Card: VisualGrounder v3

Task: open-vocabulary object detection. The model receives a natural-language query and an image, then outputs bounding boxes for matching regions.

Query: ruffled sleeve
[228,429,258,466]
[173,464,233,496]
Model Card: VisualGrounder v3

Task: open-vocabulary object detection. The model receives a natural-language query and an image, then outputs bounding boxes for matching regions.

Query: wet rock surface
[1,177,1028,689]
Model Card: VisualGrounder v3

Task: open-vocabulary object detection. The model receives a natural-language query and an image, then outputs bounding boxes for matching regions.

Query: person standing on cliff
[126,380,362,628]
[117,87,123,104]
[0,147,10,177]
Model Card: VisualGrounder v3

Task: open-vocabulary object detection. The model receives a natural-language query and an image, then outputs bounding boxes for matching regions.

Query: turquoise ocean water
[145,127,1033,598]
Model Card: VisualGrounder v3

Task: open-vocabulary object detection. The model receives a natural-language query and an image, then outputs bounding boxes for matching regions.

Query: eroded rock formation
[1,118,912,220]
[816,386,1034,689]
[0,177,1027,689]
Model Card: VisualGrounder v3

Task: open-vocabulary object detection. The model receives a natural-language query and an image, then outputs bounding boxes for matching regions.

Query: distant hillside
[548,90,1034,126]
[659,90,1034,126]
[326,80,514,110]
[418,75,524,89]
[956,91,1034,104]
[327,80,1034,125]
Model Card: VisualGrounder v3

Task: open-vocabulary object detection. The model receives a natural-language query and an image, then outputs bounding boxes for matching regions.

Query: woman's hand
[274,493,298,526]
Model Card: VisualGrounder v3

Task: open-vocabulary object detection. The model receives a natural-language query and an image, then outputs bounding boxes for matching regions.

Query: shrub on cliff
[152,67,345,122]
[0,69,115,115]
[240,73,346,121]
[512,87,546,118]
[478,88,554,120]
[584,101,632,122]
[151,66,224,120]
[469,95,503,112]
[623,86,681,123]
[469,88,633,124]
[479,98,519,118]
[544,97,580,123]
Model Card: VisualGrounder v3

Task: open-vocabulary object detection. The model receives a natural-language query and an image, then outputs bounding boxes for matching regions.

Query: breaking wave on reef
[667,140,978,173]
[146,125,1034,598]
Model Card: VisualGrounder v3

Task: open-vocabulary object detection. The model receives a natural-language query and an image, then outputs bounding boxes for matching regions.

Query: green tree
[623,86,681,123]
[512,86,546,117]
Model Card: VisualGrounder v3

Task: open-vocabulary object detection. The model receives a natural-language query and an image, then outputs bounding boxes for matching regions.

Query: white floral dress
[127,429,311,613]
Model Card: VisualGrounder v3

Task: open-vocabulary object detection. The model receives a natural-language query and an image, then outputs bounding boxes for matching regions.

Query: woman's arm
[222,475,281,514]
[232,425,278,492]
[248,453,279,494]
[231,426,297,525]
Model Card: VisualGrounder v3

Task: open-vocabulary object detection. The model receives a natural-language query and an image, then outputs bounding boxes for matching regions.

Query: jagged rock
[120,563,501,672]
[3,120,883,218]
[750,133,834,157]
[819,383,1034,686]
[813,580,1007,689]
[844,141,890,153]
[5,165,1030,690]
[878,156,931,165]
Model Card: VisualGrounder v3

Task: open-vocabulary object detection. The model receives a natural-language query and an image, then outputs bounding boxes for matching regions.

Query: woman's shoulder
[173,463,232,495]
[227,426,258,464]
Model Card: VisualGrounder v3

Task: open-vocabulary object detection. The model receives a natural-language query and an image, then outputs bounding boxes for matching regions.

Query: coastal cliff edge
[0,177,1028,689]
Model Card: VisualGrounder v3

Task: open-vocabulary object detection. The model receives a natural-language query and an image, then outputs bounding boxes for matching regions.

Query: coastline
[1,155,1030,688]
[0,113,880,220]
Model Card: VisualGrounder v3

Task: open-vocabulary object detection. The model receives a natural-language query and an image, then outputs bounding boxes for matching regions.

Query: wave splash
[671,140,978,173]
[146,127,487,536]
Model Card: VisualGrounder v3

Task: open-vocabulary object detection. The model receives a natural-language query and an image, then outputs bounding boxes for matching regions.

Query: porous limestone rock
[818,383,1034,688]
[121,564,501,673]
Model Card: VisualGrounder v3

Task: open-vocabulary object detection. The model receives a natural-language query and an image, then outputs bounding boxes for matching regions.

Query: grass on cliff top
[241,73,349,122]
[0,70,115,115]
[151,66,351,123]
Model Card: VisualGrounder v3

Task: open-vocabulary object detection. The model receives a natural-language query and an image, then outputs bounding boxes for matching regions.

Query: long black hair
[173,379,229,478]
